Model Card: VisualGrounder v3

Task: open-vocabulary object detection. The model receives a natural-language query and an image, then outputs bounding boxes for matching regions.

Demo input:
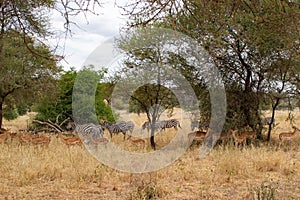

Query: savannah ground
[0,109,300,199]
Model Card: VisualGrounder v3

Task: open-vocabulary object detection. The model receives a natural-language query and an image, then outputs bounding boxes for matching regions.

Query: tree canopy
[0,31,60,128]
[0,0,103,129]
[34,67,115,130]
[122,0,300,140]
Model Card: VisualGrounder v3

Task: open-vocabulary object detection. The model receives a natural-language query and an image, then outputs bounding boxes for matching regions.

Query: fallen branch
[32,120,63,133]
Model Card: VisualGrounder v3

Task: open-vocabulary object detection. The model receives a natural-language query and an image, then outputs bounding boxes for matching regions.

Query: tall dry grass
[0,109,299,199]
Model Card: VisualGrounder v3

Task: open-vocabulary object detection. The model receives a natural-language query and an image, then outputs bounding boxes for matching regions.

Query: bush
[34,67,115,125]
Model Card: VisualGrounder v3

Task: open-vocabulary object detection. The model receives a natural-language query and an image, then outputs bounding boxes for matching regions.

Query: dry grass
[0,109,299,199]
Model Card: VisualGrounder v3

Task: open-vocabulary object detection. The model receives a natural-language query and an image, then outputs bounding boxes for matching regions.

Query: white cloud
[50,0,128,71]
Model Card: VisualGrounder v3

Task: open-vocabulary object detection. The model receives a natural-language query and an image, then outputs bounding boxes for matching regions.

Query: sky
[50,1,129,71]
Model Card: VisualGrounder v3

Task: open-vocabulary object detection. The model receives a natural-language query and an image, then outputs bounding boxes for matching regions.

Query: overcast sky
[50,1,128,71]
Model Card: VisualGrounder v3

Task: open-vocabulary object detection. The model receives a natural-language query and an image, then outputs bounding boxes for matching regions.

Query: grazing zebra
[141,121,163,133]
[74,123,104,144]
[160,119,181,131]
[126,121,135,136]
[103,121,128,139]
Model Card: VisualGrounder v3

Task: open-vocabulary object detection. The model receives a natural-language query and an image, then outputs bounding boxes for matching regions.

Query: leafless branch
[32,119,63,133]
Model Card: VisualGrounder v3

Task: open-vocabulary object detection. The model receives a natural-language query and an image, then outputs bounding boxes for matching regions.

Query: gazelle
[229,129,256,147]
[279,126,299,147]
[18,132,39,145]
[30,135,51,147]
[241,130,256,140]
[188,131,206,142]
[90,137,109,146]
[9,132,17,139]
[57,134,82,147]
[0,132,11,143]
[230,130,248,147]
[128,138,145,149]
[0,127,9,133]
[18,133,31,145]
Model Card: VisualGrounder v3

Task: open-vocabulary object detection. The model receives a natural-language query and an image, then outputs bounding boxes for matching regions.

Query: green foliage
[118,29,187,123]
[0,0,102,128]
[34,66,115,125]
[2,103,30,121]
[17,104,30,116]
[72,66,104,124]
[0,31,59,128]
[129,84,179,116]
[3,106,19,121]
[123,0,300,137]
[96,83,115,122]
[34,69,75,122]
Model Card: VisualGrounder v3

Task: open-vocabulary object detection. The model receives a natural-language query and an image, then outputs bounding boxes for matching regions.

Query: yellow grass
[0,109,299,199]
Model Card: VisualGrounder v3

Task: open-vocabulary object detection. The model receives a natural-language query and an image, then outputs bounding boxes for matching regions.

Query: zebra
[125,121,135,137]
[74,123,104,144]
[102,121,128,140]
[160,119,181,131]
[141,121,163,134]
[141,121,150,134]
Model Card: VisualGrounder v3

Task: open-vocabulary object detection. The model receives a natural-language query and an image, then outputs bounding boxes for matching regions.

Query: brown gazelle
[9,132,17,139]
[30,135,51,147]
[230,130,248,147]
[18,133,33,145]
[18,132,39,145]
[128,138,145,149]
[0,127,9,133]
[57,134,82,147]
[90,137,109,146]
[243,131,256,140]
[279,126,299,147]
[188,131,206,142]
[229,129,256,147]
[0,132,11,143]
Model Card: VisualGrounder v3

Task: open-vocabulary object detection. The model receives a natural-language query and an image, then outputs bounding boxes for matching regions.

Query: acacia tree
[122,0,300,139]
[0,32,59,129]
[116,29,192,150]
[263,58,300,140]
[0,0,104,130]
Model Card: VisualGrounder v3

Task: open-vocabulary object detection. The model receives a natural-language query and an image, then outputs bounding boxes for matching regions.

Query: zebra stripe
[160,119,181,131]
[126,121,135,134]
[141,121,163,133]
[103,121,127,139]
[75,123,104,144]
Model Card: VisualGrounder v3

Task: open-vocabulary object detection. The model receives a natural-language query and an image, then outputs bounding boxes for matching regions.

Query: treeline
[119,0,300,141]
[0,0,299,145]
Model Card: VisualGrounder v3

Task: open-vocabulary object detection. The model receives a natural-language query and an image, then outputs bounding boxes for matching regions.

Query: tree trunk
[242,68,253,127]
[254,107,263,140]
[150,129,156,150]
[150,113,158,150]
[0,100,3,131]
[267,98,279,141]
[0,38,3,131]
